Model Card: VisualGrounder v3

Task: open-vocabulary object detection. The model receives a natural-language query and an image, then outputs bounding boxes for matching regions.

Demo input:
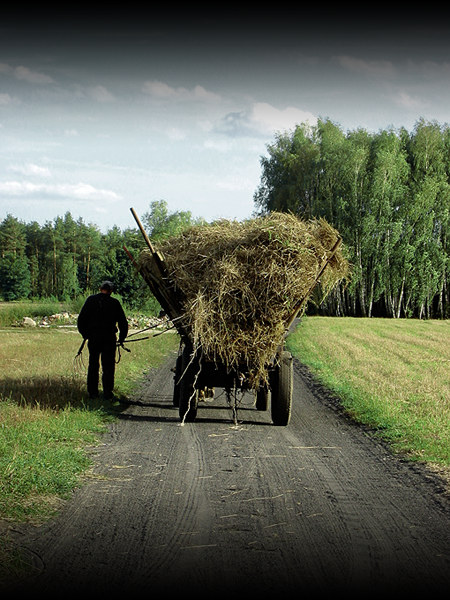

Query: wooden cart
[127,208,341,426]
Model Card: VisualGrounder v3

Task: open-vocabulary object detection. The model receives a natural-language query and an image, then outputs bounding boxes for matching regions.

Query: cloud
[217,102,316,137]
[0,181,121,202]
[166,127,187,141]
[334,55,396,79]
[406,59,450,79]
[216,175,257,192]
[14,65,54,84]
[0,62,54,84]
[250,103,316,133]
[0,93,13,105]
[203,139,233,152]
[393,91,424,109]
[215,111,253,137]
[9,163,51,177]
[86,85,115,103]
[142,80,221,102]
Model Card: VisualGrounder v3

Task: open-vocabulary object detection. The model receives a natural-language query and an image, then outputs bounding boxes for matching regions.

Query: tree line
[0,201,202,310]
[1,118,448,318]
[254,118,449,318]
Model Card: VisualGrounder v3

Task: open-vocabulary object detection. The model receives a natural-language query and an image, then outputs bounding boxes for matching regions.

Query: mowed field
[288,317,449,473]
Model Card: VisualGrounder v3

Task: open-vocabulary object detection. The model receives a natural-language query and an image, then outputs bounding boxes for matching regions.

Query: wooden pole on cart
[130,207,169,276]
[285,235,342,331]
[128,207,190,340]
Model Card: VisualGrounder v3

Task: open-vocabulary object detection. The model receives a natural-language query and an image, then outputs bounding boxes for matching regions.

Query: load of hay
[139,212,349,388]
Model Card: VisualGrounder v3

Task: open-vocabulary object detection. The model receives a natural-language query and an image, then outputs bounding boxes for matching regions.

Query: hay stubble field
[288,317,449,473]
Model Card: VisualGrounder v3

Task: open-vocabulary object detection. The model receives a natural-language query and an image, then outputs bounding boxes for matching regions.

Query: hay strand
[139,212,349,387]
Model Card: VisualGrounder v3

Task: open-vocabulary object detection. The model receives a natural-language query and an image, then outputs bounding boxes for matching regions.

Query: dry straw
[139,212,349,387]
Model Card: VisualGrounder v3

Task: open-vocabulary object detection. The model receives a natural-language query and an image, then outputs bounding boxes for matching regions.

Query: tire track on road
[6,355,450,595]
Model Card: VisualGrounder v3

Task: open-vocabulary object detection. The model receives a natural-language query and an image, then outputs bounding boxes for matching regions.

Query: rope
[126,318,173,338]
[74,317,177,367]
[180,346,203,426]
[115,342,129,364]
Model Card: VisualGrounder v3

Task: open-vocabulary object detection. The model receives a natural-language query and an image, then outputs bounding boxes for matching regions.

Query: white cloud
[9,163,51,177]
[166,127,187,141]
[192,85,220,102]
[394,91,424,109]
[0,181,121,202]
[406,59,450,79]
[0,93,12,105]
[14,65,54,84]
[142,80,221,102]
[216,175,257,192]
[87,85,115,103]
[216,102,316,138]
[203,139,233,152]
[142,80,174,98]
[0,62,54,84]
[250,102,317,134]
[334,55,396,79]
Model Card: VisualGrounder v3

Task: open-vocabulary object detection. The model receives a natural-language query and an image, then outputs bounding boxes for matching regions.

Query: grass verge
[0,299,79,327]
[287,317,449,475]
[0,327,179,523]
[1,324,179,584]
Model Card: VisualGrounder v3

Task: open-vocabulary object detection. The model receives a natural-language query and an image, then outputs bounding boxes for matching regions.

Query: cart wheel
[270,351,293,426]
[255,386,270,411]
[178,345,199,422]
[173,355,182,406]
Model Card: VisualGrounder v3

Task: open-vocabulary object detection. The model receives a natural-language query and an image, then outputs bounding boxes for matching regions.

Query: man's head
[100,281,114,294]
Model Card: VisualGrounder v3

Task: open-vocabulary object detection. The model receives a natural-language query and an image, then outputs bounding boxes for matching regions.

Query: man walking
[77,281,128,399]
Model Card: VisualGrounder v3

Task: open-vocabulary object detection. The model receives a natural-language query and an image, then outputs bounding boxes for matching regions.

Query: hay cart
[127,208,341,426]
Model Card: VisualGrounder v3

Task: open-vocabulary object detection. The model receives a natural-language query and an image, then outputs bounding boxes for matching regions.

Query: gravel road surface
[5,354,450,596]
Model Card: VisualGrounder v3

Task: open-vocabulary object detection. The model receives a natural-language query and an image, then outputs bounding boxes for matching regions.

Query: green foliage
[0,201,195,311]
[255,118,449,318]
[0,253,31,300]
[142,199,205,240]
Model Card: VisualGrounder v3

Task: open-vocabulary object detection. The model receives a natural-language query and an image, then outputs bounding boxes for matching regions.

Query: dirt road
[6,354,450,595]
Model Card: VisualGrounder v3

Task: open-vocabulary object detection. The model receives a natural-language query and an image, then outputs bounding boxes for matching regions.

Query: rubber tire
[270,351,293,426]
[178,345,199,422]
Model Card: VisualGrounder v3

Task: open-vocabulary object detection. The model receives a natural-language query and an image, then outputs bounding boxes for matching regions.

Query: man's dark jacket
[77,293,128,342]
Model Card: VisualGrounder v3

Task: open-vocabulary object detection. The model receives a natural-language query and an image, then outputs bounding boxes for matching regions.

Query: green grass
[0,299,73,327]
[0,327,179,522]
[0,401,106,522]
[287,317,450,473]
[0,298,160,328]
[2,314,449,523]
[1,312,449,584]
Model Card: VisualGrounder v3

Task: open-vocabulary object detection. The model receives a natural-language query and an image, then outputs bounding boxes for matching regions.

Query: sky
[1,9,450,232]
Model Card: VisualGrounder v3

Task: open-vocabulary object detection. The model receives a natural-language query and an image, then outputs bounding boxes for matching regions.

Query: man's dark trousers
[87,336,116,398]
